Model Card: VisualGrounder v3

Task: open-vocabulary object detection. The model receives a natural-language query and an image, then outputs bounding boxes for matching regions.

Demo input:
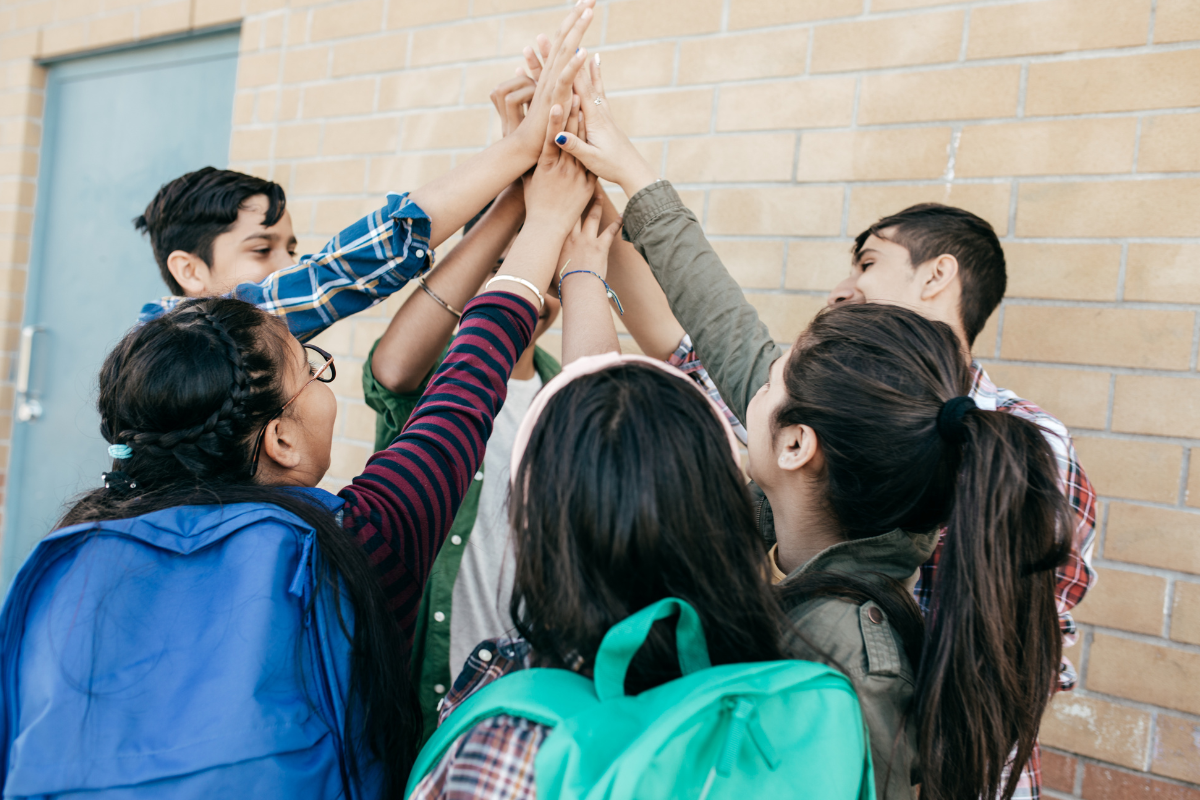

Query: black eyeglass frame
[248,343,336,477]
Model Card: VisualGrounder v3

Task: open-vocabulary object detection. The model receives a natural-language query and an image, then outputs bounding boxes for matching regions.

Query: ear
[776,423,823,473]
[917,253,959,302]
[166,250,213,297]
[260,416,303,472]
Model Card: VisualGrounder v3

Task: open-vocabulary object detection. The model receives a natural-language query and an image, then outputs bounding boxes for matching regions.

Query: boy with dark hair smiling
[134,0,598,343]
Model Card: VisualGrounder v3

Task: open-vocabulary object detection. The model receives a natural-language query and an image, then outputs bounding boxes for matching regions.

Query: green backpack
[406,598,875,800]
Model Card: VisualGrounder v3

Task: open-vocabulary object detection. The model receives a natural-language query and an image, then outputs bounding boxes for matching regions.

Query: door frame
[1,27,242,590]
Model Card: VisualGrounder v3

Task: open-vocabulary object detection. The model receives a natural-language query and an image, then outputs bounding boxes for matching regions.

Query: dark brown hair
[59,298,417,797]
[509,364,788,693]
[854,203,1006,346]
[776,303,1069,800]
[135,167,287,296]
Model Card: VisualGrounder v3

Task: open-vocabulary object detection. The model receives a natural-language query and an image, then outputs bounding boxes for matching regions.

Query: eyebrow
[854,247,881,263]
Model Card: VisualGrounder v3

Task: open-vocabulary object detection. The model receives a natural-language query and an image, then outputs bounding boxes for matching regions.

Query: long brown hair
[508,364,789,693]
[775,303,1070,800]
[59,298,418,797]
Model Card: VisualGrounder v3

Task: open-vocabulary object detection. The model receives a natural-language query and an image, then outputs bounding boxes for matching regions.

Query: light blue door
[2,31,240,590]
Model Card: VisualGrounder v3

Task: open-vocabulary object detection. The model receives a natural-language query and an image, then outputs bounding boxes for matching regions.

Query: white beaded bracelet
[485,275,545,309]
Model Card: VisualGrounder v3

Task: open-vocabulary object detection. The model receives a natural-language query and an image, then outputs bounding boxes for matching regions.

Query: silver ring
[593,97,603,105]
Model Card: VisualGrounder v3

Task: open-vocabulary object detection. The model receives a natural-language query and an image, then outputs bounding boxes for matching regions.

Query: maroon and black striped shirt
[335,291,537,639]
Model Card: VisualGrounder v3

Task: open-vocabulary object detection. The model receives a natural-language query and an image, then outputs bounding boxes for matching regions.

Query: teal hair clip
[108,444,133,460]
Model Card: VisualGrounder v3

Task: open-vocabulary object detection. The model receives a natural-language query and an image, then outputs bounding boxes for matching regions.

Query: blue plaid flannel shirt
[138,192,432,342]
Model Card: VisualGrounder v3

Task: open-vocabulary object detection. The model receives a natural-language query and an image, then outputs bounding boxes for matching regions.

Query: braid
[98,297,289,484]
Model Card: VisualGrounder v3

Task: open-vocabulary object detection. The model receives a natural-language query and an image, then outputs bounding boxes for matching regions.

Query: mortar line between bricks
[1073,428,1200,448]
[1081,624,1200,658]
[1162,577,1176,640]
[364,15,1200,68]
[1179,446,1193,507]
[1147,0,1159,46]
[1064,754,1200,793]
[1090,557,1199,584]
[1103,373,1115,432]
[957,6,969,63]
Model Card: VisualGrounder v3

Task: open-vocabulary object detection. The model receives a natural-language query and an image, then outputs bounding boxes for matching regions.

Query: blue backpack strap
[405,668,597,798]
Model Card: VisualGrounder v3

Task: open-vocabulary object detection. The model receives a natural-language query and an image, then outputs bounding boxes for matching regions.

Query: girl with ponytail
[746,302,1070,800]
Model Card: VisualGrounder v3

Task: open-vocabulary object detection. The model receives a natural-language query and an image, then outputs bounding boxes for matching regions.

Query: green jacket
[622,181,785,544]
[363,338,561,744]
[780,529,938,799]
[623,181,931,797]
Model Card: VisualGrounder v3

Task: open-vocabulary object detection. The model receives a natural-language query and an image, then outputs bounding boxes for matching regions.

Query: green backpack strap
[593,598,711,701]
[404,668,598,798]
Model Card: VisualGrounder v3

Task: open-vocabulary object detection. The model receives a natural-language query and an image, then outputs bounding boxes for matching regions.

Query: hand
[525,103,596,237]
[556,187,621,296]
[555,54,659,198]
[490,72,536,139]
[511,0,595,162]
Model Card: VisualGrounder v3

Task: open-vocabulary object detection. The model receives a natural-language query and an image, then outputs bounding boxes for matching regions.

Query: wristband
[415,275,462,319]
[558,269,624,316]
[485,275,545,309]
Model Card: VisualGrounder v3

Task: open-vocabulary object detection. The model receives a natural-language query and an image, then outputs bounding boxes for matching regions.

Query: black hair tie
[937,396,977,443]
[101,470,139,493]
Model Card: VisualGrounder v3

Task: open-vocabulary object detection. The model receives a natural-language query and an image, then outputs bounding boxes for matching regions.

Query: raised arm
[339,293,538,636]
[370,183,526,395]
[553,58,782,421]
[559,189,622,364]
[336,90,596,637]
[406,1,594,247]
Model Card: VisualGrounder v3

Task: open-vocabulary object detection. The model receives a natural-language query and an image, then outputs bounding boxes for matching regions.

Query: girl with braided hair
[0,63,598,799]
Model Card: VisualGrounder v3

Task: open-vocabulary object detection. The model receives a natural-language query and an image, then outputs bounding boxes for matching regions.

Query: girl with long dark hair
[746,303,1070,799]
[408,210,794,800]
[0,33,597,797]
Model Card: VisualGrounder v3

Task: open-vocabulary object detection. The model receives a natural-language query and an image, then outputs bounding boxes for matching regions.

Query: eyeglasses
[249,343,336,477]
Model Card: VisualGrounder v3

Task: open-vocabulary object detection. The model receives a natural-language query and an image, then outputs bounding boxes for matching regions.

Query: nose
[827,275,860,307]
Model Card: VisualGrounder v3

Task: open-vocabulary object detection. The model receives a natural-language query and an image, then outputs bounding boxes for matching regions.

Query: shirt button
[451,535,462,546]
[415,249,425,259]
[474,471,483,481]
[867,606,884,625]
[433,611,446,622]
[479,648,493,662]
[434,684,446,695]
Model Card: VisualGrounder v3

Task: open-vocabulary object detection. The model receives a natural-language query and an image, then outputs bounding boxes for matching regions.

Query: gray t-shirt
[448,373,543,681]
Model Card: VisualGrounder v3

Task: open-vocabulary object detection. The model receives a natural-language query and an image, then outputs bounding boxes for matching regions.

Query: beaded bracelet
[558,269,625,315]
[415,275,463,319]
[485,275,545,308]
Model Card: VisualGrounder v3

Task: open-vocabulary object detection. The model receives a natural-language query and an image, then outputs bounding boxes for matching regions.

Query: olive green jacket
[780,529,938,799]
[363,338,561,744]
[623,181,934,797]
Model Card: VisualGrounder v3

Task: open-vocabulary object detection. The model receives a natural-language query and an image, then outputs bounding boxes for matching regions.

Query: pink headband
[509,352,744,480]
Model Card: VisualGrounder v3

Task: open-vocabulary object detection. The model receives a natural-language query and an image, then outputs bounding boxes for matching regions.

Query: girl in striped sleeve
[0,37,598,800]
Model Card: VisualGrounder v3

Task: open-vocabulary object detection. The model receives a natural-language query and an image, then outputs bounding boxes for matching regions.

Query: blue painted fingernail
[576,48,581,54]
[556,134,568,145]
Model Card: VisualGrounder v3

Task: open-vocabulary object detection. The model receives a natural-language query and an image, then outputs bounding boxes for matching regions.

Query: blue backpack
[407,598,875,800]
[0,489,382,799]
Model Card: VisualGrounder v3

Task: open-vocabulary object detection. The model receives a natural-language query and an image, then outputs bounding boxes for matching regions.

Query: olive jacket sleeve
[621,180,783,424]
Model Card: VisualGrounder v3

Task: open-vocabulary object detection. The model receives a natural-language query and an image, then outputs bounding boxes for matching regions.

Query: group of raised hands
[471,0,663,355]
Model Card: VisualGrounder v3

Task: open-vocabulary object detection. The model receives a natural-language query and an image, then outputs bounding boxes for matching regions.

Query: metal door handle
[16,325,42,422]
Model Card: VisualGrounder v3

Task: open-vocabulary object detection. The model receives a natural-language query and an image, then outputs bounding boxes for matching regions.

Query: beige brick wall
[1,0,1198,794]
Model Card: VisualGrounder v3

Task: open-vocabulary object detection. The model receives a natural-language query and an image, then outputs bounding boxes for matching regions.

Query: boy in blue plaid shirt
[135,0,597,340]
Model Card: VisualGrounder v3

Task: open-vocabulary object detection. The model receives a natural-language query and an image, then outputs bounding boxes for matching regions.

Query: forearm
[623,181,782,422]
[371,190,526,393]
[339,293,538,636]
[560,271,621,363]
[408,137,535,249]
[488,218,572,311]
[597,193,685,361]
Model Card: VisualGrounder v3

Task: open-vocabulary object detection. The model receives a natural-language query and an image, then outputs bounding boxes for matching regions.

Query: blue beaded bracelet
[558,269,624,315]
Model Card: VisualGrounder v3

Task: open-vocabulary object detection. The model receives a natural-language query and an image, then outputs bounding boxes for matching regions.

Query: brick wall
[1,0,1198,795]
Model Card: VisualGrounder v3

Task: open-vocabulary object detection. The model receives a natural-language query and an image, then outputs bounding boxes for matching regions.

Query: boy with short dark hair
[135,0,598,343]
